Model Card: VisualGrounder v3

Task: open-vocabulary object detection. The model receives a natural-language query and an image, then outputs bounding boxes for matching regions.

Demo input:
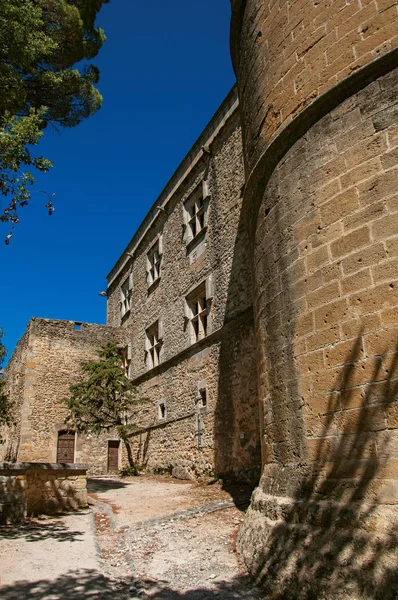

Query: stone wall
[230,0,398,175]
[125,310,258,481]
[106,95,261,481]
[231,0,398,596]
[0,462,87,524]
[2,319,127,475]
[0,330,29,461]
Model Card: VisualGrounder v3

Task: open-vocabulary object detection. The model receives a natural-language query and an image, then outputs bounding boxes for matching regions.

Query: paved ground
[0,475,261,599]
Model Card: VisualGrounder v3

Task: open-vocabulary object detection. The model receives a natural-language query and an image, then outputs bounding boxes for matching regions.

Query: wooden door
[108,441,119,472]
[57,431,75,463]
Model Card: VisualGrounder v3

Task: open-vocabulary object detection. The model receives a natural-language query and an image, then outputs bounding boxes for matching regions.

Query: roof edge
[106,84,239,285]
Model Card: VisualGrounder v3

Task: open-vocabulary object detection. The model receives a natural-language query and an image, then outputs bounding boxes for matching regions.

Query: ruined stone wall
[0,462,87,524]
[231,0,398,596]
[3,319,127,475]
[106,103,261,481]
[1,329,30,461]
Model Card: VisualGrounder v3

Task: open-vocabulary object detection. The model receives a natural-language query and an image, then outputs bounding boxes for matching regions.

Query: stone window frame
[184,276,214,345]
[120,343,132,378]
[157,399,167,421]
[120,273,133,321]
[183,181,210,250]
[145,319,163,369]
[146,235,163,290]
[196,380,208,413]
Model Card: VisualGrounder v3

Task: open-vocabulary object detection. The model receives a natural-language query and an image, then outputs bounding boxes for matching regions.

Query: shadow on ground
[218,480,255,512]
[87,477,129,493]
[0,518,84,543]
[0,570,257,600]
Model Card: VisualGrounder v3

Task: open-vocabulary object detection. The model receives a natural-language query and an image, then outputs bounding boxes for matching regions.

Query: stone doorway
[56,431,75,463]
[107,440,119,472]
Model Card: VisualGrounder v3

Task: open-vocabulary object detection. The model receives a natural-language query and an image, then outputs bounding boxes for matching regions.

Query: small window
[74,323,81,331]
[158,400,167,420]
[120,274,133,320]
[185,283,209,344]
[145,321,162,369]
[147,238,162,288]
[120,344,132,378]
[183,185,209,245]
[200,389,207,407]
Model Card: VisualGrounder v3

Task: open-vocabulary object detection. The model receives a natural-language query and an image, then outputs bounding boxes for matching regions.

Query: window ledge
[147,277,161,295]
[120,309,131,324]
[186,226,207,254]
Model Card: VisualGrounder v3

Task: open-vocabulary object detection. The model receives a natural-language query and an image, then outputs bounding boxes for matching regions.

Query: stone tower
[230,1,398,597]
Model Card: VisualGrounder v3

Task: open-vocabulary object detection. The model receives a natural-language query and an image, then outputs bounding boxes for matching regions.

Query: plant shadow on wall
[25,468,87,518]
[245,334,398,600]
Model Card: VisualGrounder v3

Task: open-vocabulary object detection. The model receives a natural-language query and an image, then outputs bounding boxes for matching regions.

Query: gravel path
[89,475,261,599]
[0,475,261,599]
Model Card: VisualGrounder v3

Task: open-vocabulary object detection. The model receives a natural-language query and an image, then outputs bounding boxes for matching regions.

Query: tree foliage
[0,0,109,236]
[62,342,147,475]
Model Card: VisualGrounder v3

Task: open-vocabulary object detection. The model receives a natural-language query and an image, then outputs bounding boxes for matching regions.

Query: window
[120,274,133,319]
[187,194,205,238]
[196,381,208,410]
[120,344,132,378]
[158,400,167,420]
[147,237,162,288]
[183,183,209,246]
[74,323,81,331]
[145,320,163,369]
[188,285,208,342]
[185,277,213,344]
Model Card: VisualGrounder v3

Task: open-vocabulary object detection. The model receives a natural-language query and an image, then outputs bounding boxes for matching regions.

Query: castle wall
[2,319,126,475]
[106,103,261,481]
[230,0,398,176]
[231,0,398,596]
[0,330,29,461]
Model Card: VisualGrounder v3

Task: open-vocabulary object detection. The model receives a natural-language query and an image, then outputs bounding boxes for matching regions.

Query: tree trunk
[122,437,138,475]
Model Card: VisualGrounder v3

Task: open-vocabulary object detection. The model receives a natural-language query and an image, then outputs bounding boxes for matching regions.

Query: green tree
[62,342,147,475]
[0,0,109,235]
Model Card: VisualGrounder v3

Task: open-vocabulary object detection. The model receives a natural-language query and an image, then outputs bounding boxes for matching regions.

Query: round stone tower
[231,1,398,597]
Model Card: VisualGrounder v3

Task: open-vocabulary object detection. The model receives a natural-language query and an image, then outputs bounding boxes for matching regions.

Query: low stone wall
[0,462,88,524]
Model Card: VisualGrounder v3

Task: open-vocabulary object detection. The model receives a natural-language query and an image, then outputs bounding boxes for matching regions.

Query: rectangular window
[145,321,162,369]
[186,283,208,344]
[187,194,205,238]
[120,274,133,319]
[158,400,167,420]
[183,184,209,246]
[120,343,132,378]
[147,238,162,288]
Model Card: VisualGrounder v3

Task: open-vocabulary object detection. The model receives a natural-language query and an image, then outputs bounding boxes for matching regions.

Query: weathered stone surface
[1,320,126,475]
[0,462,88,523]
[231,0,398,595]
[105,93,261,482]
[3,90,261,483]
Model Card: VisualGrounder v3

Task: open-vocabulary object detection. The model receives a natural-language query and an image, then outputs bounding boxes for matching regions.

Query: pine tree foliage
[0,0,109,235]
[62,342,147,474]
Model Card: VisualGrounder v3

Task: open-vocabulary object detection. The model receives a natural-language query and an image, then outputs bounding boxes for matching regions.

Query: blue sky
[0,0,235,364]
